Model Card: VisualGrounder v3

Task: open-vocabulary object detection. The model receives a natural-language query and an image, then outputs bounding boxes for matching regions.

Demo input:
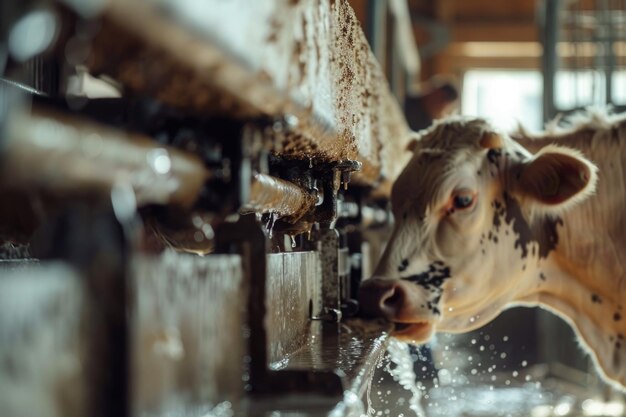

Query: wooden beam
[437,54,541,72]
[450,21,538,43]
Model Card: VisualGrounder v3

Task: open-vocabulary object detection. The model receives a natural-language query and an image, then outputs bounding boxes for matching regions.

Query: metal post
[542,0,559,122]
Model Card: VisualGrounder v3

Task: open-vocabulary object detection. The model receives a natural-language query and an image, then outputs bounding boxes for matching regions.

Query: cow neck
[516,126,626,349]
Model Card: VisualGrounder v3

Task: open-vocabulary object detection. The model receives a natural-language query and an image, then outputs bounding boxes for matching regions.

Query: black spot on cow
[503,192,562,259]
[591,294,602,304]
[427,301,441,315]
[404,263,452,302]
[614,312,622,322]
[477,170,482,176]
[493,236,498,243]
[398,258,409,272]
[427,293,443,315]
[539,272,546,281]
[492,210,501,232]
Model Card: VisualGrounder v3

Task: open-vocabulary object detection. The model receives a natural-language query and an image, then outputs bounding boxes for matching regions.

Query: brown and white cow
[359,114,626,389]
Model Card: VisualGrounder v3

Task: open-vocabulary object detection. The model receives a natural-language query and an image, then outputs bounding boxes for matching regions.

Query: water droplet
[147,148,171,174]
[265,212,278,238]
[202,223,215,239]
[192,214,203,228]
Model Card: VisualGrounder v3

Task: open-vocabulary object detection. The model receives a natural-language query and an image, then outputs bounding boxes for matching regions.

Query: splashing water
[371,339,425,417]
[265,212,278,239]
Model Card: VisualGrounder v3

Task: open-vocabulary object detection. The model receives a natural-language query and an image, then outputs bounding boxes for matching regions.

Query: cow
[358,113,626,389]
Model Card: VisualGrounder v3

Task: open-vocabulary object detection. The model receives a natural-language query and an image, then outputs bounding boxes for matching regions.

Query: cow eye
[453,191,475,209]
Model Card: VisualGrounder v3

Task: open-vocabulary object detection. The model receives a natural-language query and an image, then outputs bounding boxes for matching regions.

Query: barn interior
[1,0,625,416]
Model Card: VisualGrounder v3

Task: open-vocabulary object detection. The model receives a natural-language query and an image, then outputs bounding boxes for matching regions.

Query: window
[462,70,543,132]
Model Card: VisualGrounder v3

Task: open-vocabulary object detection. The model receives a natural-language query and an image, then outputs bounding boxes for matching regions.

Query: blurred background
[1,0,625,416]
[351,0,626,130]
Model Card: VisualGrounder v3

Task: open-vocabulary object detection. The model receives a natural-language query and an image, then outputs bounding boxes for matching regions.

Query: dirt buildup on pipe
[83,0,413,192]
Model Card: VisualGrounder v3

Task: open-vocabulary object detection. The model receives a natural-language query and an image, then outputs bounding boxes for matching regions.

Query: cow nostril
[358,279,406,319]
[380,286,403,316]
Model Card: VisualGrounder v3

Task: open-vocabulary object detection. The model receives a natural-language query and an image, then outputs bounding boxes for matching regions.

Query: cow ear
[517,145,597,210]
[479,132,503,149]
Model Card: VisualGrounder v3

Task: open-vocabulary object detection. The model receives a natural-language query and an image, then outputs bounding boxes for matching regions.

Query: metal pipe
[243,173,316,221]
[0,106,209,207]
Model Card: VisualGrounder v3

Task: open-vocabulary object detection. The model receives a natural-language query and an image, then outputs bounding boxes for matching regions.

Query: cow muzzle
[358,277,436,343]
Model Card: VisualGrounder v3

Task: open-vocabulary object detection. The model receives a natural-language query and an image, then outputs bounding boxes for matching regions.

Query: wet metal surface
[317,229,341,312]
[267,252,322,365]
[244,173,317,222]
[132,251,244,416]
[252,318,392,416]
[0,261,86,417]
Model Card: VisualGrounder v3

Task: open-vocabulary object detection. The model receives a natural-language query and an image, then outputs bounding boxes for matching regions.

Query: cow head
[359,116,597,343]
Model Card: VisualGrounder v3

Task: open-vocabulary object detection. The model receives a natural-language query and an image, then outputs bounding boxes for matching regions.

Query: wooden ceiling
[350,0,542,81]
[412,0,541,77]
